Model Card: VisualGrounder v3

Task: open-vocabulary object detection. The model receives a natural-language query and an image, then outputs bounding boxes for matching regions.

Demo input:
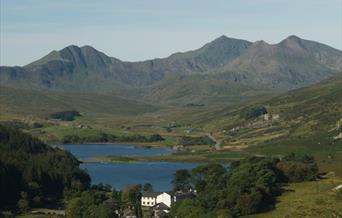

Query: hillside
[0,86,158,119]
[0,125,90,210]
[1,35,341,105]
[192,74,342,155]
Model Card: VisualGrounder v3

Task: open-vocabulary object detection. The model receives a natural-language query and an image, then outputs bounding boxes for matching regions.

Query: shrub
[66,190,116,218]
[240,106,267,120]
[50,110,81,121]
[179,136,215,146]
[149,134,165,142]
[277,153,318,182]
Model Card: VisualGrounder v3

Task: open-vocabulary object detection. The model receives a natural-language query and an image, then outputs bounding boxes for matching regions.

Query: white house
[141,192,172,208]
[141,192,160,207]
[141,191,195,209]
[156,192,172,208]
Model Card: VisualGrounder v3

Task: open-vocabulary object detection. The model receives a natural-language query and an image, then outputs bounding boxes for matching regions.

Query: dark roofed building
[141,192,162,207]
[152,203,170,218]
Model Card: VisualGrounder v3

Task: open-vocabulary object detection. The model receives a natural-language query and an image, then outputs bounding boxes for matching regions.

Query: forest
[0,125,90,212]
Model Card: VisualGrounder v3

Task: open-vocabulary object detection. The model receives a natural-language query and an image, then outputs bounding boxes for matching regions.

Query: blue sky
[1,0,341,66]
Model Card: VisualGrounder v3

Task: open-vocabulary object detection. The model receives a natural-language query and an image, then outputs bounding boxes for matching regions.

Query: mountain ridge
[1,35,341,105]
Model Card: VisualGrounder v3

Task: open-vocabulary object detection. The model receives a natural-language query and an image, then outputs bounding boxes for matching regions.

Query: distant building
[141,192,158,207]
[141,192,172,208]
[141,191,196,215]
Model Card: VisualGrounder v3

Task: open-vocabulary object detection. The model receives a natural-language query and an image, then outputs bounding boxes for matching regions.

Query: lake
[59,144,198,191]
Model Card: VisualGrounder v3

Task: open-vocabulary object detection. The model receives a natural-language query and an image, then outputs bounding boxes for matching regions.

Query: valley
[1,35,342,218]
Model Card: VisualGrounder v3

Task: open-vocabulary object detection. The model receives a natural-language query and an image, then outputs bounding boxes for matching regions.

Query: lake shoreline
[53,141,171,149]
[60,143,237,190]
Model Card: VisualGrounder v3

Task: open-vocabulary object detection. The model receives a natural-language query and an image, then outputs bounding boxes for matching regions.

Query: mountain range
[1,35,341,105]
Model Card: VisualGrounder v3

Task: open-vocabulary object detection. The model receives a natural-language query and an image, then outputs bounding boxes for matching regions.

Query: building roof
[174,192,196,200]
[142,191,162,197]
[153,202,170,210]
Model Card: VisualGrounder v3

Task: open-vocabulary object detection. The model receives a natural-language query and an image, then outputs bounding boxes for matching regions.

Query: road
[206,133,222,150]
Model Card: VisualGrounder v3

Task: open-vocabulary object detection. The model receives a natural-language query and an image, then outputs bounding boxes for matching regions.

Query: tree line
[50,110,81,121]
[0,125,160,217]
[178,135,215,146]
[62,133,165,144]
[66,183,155,218]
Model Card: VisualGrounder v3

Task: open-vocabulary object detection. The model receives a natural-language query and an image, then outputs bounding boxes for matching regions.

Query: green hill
[194,74,342,155]
[0,86,158,119]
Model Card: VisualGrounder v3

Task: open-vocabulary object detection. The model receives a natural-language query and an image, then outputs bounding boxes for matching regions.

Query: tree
[172,169,192,192]
[170,157,287,217]
[143,183,153,192]
[149,134,165,142]
[66,197,83,218]
[121,185,142,217]
[66,190,117,218]
[240,106,267,120]
[277,153,318,182]
[170,199,205,218]
[50,110,81,121]
[191,163,226,193]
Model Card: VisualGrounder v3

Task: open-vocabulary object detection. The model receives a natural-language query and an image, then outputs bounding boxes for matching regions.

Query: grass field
[0,86,158,118]
[248,175,342,218]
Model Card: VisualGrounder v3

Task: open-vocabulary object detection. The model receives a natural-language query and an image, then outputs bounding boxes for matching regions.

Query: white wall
[156,192,172,208]
[141,196,156,207]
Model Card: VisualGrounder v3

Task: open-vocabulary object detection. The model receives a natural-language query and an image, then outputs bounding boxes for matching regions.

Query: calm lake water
[59,144,198,191]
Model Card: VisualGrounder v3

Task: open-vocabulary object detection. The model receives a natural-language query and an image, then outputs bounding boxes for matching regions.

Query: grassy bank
[248,175,342,218]
[96,150,248,163]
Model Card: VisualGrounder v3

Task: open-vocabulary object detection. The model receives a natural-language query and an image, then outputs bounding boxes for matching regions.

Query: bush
[179,136,215,146]
[277,153,318,182]
[149,134,165,142]
[50,110,81,121]
[66,190,116,218]
[240,106,267,120]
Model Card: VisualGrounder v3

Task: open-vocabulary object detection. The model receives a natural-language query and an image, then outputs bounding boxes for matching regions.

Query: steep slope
[0,35,341,105]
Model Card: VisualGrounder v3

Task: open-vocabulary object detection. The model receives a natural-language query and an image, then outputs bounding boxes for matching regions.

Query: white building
[141,192,172,208]
[141,192,159,207]
[156,192,172,208]
[141,191,195,209]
